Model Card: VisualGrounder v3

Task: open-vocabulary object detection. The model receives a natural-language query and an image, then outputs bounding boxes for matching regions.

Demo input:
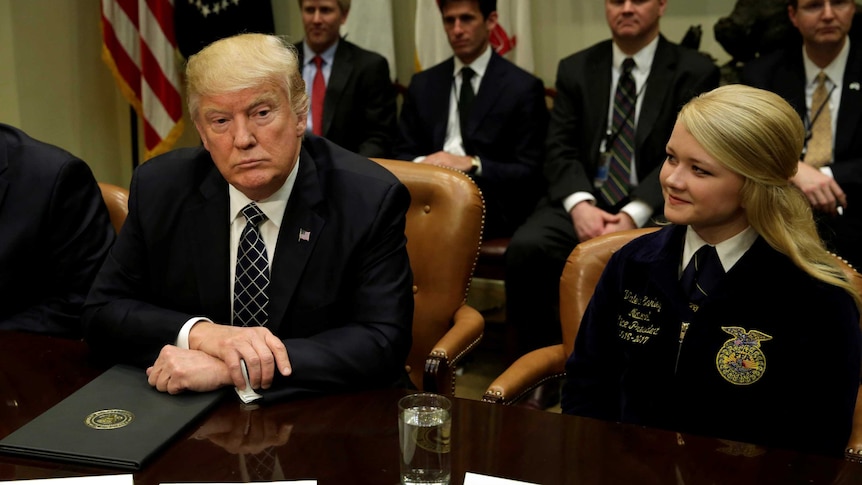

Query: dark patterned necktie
[459,67,475,146]
[600,57,637,206]
[680,245,724,303]
[233,202,270,327]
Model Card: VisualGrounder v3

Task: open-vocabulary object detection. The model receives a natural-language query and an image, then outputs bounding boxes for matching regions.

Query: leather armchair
[371,159,485,395]
[98,182,129,234]
[482,228,659,405]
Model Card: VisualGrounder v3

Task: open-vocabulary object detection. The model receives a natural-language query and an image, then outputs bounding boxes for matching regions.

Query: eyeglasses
[796,0,855,15]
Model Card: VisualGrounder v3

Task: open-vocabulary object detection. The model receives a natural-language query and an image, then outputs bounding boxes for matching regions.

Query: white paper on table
[464,472,539,485]
[0,475,134,485]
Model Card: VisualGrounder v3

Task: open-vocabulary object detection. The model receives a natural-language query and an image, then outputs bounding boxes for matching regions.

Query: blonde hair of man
[185,33,310,124]
[678,84,862,308]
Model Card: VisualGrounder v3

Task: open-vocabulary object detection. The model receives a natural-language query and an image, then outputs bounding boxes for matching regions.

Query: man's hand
[570,202,621,242]
[601,211,636,235]
[146,345,232,394]
[419,151,472,172]
[188,322,292,391]
[792,161,847,215]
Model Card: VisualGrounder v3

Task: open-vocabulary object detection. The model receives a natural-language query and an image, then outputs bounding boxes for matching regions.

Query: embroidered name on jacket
[617,290,663,344]
[716,326,773,385]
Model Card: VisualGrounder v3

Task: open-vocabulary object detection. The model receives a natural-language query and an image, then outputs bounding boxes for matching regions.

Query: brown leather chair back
[98,182,130,234]
[371,159,484,390]
[559,227,660,358]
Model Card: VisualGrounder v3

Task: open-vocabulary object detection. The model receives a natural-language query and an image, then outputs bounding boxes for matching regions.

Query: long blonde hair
[678,84,862,308]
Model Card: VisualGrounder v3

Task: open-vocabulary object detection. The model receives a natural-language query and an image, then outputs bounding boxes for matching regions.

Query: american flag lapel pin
[851,82,861,91]
[298,228,311,242]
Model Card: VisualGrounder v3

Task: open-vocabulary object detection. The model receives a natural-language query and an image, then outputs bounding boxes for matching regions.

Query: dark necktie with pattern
[459,67,476,149]
[233,202,270,327]
[600,57,637,206]
[680,244,724,303]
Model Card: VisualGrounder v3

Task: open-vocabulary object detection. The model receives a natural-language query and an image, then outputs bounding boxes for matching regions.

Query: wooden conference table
[2,331,862,485]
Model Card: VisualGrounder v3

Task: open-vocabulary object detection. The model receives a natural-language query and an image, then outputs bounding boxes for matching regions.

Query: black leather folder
[0,364,224,470]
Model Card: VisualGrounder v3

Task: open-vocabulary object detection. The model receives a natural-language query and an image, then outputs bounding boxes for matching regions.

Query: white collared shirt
[681,225,759,277]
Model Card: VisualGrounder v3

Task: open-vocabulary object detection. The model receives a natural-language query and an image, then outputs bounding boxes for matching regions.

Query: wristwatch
[469,156,480,174]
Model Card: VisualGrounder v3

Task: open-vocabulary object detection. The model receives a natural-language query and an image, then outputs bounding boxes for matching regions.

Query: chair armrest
[846,386,862,460]
[424,303,484,395]
[481,344,568,405]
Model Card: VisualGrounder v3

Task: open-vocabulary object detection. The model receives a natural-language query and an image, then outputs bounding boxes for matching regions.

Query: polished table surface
[3,330,862,484]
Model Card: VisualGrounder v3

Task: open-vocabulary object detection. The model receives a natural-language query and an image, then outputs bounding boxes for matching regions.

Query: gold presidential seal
[84,409,134,430]
[715,326,773,385]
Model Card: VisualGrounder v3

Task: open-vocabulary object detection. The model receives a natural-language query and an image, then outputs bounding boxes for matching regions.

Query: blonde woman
[563,84,861,457]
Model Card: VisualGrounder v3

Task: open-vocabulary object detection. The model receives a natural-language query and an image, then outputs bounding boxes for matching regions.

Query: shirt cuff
[563,192,596,213]
[619,199,653,228]
[176,317,211,349]
[235,359,264,403]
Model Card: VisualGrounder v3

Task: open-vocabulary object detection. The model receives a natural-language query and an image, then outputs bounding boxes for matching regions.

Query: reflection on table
[2,331,862,485]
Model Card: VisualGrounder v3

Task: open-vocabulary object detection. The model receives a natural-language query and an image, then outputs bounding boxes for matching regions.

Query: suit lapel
[431,59,455,148]
[586,44,613,156]
[636,37,675,152]
[266,147,326,334]
[837,43,862,157]
[188,164,231,320]
[774,51,807,121]
[324,41,353,136]
[464,53,508,138]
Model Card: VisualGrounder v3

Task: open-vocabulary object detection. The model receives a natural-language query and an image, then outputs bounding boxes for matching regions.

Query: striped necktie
[600,57,637,206]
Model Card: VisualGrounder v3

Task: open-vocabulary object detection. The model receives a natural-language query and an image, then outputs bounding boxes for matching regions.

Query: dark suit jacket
[0,124,114,337]
[563,225,861,456]
[742,43,862,268]
[297,39,397,159]
[83,136,414,402]
[544,36,720,213]
[394,51,549,239]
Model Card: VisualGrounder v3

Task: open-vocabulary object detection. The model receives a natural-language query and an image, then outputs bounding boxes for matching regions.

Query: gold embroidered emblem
[84,409,134,430]
[715,326,773,385]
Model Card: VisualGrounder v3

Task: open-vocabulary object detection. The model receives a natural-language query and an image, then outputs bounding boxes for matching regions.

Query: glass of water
[398,393,452,485]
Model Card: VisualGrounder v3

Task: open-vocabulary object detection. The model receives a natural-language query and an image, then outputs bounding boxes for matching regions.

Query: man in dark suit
[742,0,862,269]
[296,0,397,158]
[394,0,548,240]
[83,33,414,403]
[0,124,115,337]
[505,0,719,408]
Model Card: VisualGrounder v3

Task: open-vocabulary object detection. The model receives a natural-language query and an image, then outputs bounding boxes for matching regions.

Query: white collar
[682,225,758,274]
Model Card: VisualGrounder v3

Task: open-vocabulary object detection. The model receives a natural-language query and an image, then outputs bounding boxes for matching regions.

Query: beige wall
[0,0,737,188]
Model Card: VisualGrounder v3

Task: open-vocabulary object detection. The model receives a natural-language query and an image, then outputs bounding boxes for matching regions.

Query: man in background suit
[0,124,114,337]
[296,0,397,158]
[505,0,719,408]
[394,0,548,239]
[84,33,413,403]
[742,0,862,269]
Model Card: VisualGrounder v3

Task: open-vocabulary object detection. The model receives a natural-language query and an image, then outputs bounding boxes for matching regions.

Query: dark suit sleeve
[0,158,115,337]
[472,74,548,183]
[393,77,432,161]
[262,181,413,401]
[544,55,598,204]
[355,55,397,158]
[562,250,626,418]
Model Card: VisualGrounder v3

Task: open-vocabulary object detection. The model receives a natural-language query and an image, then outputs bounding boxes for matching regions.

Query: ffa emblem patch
[715,326,773,385]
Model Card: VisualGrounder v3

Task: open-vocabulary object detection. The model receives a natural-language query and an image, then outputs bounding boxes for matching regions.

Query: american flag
[101,0,184,160]
[298,229,311,242]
